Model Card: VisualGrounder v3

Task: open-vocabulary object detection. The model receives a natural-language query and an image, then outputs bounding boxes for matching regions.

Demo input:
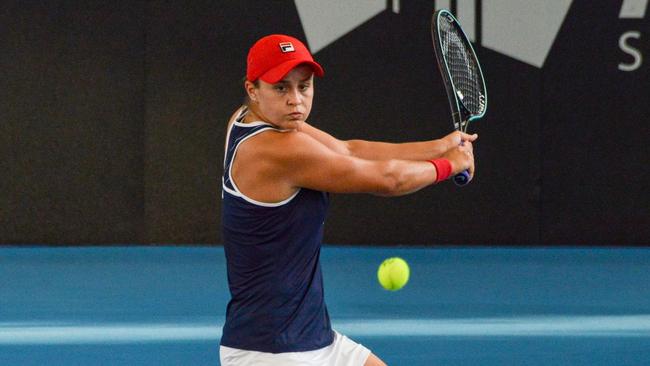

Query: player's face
[247,65,314,130]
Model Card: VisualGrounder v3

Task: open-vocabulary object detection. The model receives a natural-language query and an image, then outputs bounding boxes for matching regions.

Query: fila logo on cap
[279,42,295,53]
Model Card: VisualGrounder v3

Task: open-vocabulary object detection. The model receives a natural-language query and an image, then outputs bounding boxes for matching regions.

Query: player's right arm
[299,121,477,161]
[268,130,474,196]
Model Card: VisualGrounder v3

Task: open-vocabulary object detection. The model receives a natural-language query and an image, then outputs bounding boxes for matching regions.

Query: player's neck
[243,105,267,124]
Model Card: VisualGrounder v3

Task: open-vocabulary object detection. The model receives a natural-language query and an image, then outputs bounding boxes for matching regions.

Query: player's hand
[442,131,478,150]
[441,140,475,179]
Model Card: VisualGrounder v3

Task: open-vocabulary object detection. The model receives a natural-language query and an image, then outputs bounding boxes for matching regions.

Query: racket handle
[453,170,471,186]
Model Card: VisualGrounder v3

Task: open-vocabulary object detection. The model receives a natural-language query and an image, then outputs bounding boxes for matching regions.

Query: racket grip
[453,170,471,186]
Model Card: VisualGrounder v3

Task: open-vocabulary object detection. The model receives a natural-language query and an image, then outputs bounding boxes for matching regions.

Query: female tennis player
[220,34,477,366]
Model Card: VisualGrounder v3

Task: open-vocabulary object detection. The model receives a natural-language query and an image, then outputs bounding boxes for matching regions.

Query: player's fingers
[460,132,478,142]
[458,148,473,173]
[459,146,474,176]
[459,141,474,153]
[466,151,475,179]
[444,131,462,146]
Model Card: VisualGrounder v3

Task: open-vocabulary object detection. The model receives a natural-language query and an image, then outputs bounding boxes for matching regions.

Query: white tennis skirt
[219,331,371,366]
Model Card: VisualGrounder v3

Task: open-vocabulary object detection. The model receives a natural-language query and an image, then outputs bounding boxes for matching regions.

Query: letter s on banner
[618,31,643,72]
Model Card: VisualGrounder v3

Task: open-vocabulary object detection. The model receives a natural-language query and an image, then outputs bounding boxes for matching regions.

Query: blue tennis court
[2,246,650,365]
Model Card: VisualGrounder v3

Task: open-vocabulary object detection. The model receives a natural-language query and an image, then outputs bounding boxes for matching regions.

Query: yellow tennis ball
[377,257,410,291]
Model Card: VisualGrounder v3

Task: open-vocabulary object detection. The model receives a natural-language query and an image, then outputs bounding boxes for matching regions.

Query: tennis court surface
[2,246,650,365]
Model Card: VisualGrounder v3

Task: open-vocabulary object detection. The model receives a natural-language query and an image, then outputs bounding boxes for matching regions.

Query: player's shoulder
[250,127,319,157]
[239,128,318,160]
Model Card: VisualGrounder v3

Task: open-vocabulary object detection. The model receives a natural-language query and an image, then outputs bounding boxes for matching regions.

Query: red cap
[246,34,324,83]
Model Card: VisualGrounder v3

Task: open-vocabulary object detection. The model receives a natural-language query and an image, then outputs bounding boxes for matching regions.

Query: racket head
[432,9,487,131]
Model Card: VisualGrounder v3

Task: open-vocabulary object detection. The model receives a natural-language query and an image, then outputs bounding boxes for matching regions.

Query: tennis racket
[431,9,487,186]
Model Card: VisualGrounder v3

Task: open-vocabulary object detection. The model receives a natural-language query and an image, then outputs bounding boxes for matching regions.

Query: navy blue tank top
[220,108,334,353]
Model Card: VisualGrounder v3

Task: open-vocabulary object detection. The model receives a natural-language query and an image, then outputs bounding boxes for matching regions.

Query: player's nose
[286,88,302,105]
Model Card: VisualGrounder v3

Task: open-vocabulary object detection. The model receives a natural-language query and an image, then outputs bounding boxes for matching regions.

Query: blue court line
[3,315,650,344]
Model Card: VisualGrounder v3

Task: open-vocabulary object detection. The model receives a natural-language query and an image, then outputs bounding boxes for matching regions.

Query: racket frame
[431,9,488,133]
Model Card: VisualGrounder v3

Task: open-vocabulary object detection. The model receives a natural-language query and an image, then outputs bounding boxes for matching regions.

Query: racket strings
[439,19,484,120]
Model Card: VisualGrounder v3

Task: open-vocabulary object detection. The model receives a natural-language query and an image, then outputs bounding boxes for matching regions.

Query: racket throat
[456,104,472,132]
[457,120,470,132]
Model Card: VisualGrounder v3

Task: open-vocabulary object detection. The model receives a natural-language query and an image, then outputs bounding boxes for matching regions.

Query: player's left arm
[299,121,476,161]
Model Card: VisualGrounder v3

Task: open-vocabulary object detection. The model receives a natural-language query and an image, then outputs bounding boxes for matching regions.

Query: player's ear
[244,79,259,103]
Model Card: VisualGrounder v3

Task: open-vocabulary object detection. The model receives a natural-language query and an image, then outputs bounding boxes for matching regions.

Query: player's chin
[282,119,304,131]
